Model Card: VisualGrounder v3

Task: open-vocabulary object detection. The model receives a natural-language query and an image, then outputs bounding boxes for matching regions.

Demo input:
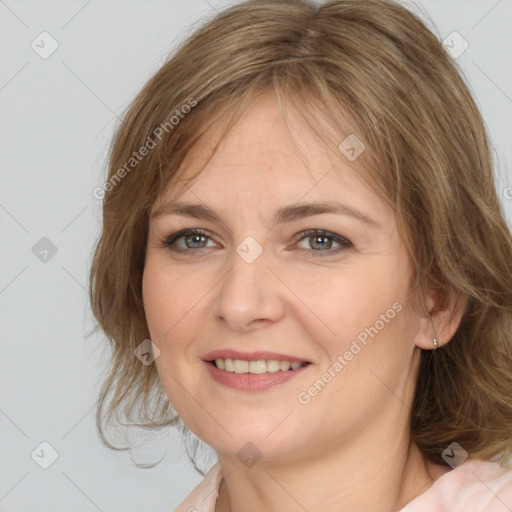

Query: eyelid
[162,228,353,256]
[294,229,352,245]
[163,228,217,249]
[293,229,353,257]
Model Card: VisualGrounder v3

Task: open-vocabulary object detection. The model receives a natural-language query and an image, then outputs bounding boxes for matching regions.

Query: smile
[205,359,312,391]
[211,358,308,374]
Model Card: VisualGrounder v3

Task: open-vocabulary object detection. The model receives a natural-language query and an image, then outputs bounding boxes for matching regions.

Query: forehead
[152,92,393,228]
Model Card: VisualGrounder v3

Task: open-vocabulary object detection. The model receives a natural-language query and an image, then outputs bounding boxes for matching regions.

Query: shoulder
[401,458,512,512]
[173,462,222,512]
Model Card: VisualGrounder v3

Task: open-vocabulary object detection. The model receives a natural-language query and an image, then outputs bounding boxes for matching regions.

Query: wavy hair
[89,0,512,474]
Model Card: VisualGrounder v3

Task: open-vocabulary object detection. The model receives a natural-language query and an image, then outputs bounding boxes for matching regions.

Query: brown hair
[89,0,512,474]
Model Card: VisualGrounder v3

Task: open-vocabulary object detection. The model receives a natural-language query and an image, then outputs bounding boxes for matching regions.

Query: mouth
[207,358,311,374]
[203,358,312,391]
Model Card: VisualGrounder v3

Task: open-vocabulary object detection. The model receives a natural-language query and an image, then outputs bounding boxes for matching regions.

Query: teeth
[266,360,280,373]
[234,359,249,373]
[249,360,266,374]
[280,361,291,371]
[213,358,306,374]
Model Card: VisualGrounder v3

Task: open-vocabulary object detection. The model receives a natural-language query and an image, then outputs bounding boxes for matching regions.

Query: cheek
[142,262,206,419]
[142,267,172,341]
[142,260,204,343]
[142,263,185,350]
[296,263,406,346]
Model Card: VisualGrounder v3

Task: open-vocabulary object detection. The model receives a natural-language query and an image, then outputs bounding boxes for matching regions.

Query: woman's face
[143,92,423,463]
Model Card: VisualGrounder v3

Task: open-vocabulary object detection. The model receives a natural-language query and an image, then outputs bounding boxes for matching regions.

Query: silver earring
[433,337,438,349]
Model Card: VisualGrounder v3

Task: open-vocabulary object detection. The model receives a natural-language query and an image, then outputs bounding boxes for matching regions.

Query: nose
[212,241,285,332]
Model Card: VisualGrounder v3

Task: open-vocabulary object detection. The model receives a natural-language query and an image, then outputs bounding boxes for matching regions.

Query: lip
[202,349,310,363]
[204,359,311,391]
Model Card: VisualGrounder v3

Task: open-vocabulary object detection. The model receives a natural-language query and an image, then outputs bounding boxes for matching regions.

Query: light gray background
[1,1,511,511]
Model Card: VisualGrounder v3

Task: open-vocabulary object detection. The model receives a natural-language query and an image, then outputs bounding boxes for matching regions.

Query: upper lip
[202,349,311,363]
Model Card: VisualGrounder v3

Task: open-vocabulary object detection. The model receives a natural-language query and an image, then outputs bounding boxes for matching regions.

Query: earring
[433,337,438,349]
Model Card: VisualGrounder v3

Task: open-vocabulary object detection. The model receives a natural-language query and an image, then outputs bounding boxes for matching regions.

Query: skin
[142,91,463,512]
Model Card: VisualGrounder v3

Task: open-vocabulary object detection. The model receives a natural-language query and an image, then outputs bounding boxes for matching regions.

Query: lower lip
[204,361,311,391]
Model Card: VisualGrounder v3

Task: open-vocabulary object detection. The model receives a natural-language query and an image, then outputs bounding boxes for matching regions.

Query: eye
[163,229,217,252]
[295,229,352,257]
[162,228,353,257]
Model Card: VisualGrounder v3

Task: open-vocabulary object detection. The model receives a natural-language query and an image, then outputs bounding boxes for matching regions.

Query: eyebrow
[151,200,381,228]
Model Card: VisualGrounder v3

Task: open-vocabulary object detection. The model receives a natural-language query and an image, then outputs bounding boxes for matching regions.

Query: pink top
[173,458,512,512]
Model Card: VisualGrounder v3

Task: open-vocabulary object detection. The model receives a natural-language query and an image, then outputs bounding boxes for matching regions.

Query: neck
[214,423,449,512]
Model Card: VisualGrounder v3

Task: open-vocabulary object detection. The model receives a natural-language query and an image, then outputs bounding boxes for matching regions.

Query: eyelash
[162,228,353,257]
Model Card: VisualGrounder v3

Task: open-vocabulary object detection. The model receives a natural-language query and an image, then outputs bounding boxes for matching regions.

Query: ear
[415,288,467,350]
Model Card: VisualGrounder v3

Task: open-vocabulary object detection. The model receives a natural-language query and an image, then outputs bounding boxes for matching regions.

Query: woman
[89,0,512,510]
